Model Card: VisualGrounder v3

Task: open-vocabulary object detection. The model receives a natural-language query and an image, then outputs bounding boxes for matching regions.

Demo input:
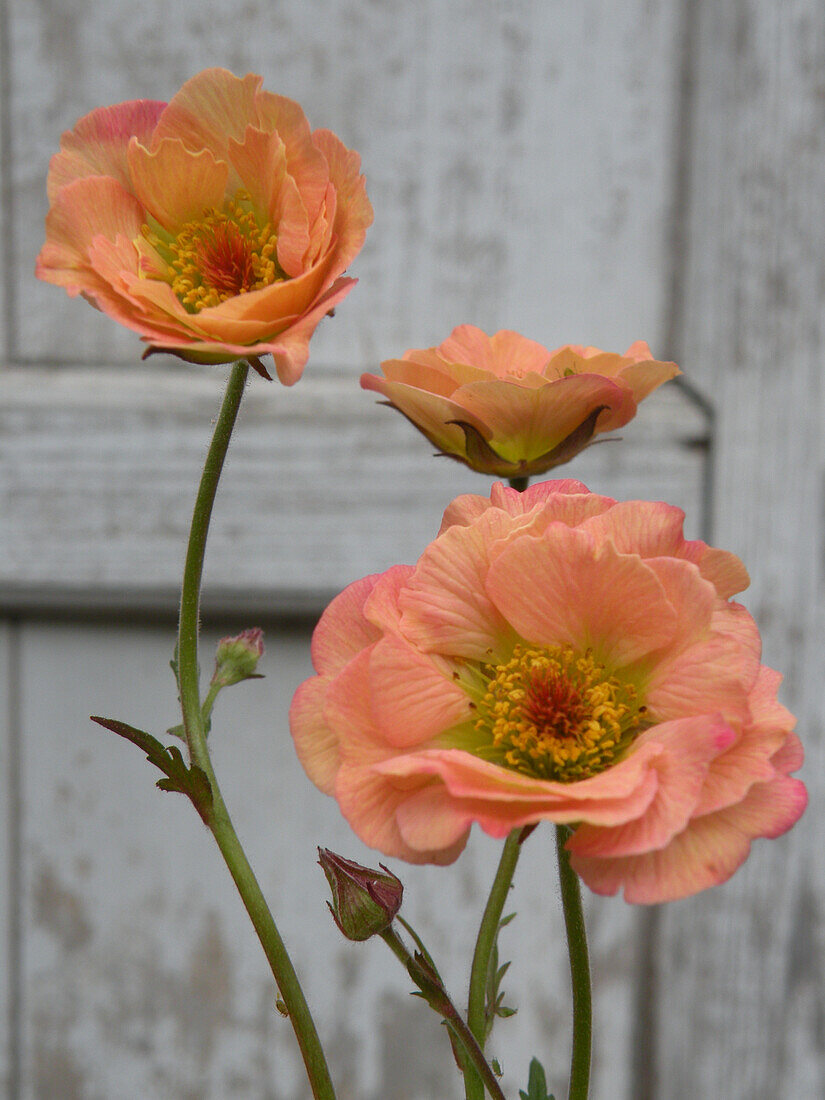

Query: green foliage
[519,1057,555,1100]
[90,715,213,823]
[485,910,518,1040]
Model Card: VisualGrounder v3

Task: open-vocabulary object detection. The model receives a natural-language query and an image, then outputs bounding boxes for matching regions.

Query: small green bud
[318,848,403,941]
[211,628,264,689]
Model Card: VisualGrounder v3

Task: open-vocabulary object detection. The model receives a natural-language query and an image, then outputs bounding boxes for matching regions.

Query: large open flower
[361,327,679,476]
[290,480,806,903]
[36,68,373,384]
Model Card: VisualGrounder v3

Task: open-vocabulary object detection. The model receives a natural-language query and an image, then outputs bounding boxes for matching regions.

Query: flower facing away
[36,68,373,384]
[290,480,806,904]
[361,326,679,477]
[318,848,403,941]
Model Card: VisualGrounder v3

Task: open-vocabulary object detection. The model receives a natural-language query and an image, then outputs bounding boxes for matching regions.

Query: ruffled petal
[310,573,382,676]
[616,357,681,401]
[47,99,165,201]
[369,635,471,747]
[335,765,468,864]
[567,715,735,858]
[681,541,750,599]
[373,741,661,825]
[127,138,228,232]
[571,770,807,904]
[227,126,310,277]
[360,375,477,456]
[394,785,474,852]
[693,664,795,815]
[486,524,678,667]
[152,68,263,157]
[400,509,538,660]
[645,633,753,722]
[375,358,463,398]
[289,676,340,795]
[452,375,636,462]
[36,176,145,290]
[363,564,415,634]
[311,128,374,277]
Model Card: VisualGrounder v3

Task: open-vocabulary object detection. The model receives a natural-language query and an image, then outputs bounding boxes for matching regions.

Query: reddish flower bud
[211,628,264,688]
[318,848,403,941]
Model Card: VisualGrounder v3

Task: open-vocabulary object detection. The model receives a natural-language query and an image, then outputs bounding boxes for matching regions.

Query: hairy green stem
[555,826,592,1100]
[381,928,507,1100]
[177,360,336,1100]
[464,829,523,1100]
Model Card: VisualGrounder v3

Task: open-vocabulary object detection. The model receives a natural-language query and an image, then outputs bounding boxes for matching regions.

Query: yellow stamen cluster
[474,644,643,782]
[143,191,285,313]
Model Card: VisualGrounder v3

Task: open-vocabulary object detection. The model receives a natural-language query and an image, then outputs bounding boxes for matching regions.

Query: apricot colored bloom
[361,326,679,477]
[290,480,806,903]
[36,68,373,384]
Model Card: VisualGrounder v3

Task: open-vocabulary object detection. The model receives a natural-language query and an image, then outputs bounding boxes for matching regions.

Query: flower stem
[380,927,507,1100]
[555,826,592,1100]
[177,360,336,1100]
[464,829,523,1100]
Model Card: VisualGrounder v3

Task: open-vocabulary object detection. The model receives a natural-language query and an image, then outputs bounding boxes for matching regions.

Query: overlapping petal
[37,67,373,383]
[289,479,805,904]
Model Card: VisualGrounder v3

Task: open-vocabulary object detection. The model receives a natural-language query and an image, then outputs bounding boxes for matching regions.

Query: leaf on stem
[519,1057,555,1100]
[90,715,213,823]
[486,911,518,1039]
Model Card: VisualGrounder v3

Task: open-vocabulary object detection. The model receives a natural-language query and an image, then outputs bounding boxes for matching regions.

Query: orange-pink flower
[290,480,806,903]
[361,327,679,476]
[36,68,373,384]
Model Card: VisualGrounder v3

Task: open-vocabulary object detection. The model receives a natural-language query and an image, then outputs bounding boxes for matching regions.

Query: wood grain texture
[18,620,644,1100]
[11,0,682,367]
[0,622,15,1097]
[0,366,706,613]
[655,3,825,1097]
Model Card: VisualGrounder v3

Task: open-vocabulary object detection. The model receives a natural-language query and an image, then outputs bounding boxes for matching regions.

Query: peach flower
[361,327,679,476]
[36,68,373,384]
[290,480,806,903]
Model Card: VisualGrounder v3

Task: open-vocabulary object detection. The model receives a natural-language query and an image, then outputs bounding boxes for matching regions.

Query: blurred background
[0,2,822,1098]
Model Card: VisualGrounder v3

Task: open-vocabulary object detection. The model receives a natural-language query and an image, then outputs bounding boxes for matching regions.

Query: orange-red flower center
[473,644,644,781]
[143,192,285,313]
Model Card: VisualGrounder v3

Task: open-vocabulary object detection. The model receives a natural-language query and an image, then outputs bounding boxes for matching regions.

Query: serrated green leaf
[91,714,212,822]
[91,716,172,768]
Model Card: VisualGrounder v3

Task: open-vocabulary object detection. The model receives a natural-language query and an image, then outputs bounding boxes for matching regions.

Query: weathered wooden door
[1,3,820,1098]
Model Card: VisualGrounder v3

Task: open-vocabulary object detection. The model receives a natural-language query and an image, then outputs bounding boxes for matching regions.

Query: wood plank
[655,3,825,1097]
[11,0,682,368]
[0,367,706,614]
[0,621,17,1097]
[18,619,642,1099]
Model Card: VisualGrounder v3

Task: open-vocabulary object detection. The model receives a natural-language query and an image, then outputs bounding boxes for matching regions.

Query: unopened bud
[318,848,403,941]
[211,628,264,688]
